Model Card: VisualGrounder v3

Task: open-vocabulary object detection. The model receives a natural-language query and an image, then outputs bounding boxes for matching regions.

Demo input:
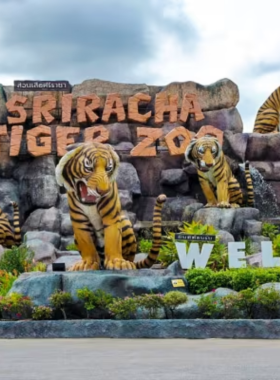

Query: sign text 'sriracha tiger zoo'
[1,84,221,158]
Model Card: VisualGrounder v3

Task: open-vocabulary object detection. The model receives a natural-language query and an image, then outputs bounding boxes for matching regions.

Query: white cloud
[136,0,280,132]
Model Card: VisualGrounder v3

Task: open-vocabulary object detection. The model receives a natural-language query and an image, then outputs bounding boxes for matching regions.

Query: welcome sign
[0,80,224,158]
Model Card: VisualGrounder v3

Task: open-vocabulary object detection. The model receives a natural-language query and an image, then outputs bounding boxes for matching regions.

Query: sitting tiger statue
[185,135,254,208]
[253,86,280,133]
[55,142,166,271]
[0,201,21,247]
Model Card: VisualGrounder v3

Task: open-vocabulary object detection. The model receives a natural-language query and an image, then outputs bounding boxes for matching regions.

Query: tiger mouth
[198,164,210,172]
[76,181,99,204]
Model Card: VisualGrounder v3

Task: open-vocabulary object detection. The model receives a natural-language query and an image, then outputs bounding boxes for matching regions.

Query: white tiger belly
[79,203,104,249]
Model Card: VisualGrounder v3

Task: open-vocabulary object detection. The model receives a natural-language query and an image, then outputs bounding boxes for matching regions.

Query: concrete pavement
[0,339,280,380]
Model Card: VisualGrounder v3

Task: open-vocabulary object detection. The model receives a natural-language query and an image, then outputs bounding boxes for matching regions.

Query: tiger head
[55,142,120,205]
[184,135,222,172]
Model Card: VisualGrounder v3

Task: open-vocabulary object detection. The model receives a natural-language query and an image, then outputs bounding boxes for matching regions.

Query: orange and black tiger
[253,86,280,133]
[55,142,166,271]
[185,135,254,208]
[0,202,21,247]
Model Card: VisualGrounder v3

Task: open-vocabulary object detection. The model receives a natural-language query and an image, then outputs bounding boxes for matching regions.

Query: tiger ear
[184,139,197,164]
[66,143,84,152]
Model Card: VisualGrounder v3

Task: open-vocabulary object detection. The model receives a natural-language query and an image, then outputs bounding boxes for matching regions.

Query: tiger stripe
[253,86,280,133]
[0,202,22,248]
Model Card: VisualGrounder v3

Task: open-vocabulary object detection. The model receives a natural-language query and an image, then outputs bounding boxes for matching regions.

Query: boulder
[182,202,204,223]
[60,236,75,251]
[231,208,260,237]
[57,194,69,214]
[158,78,239,111]
[112,142,134,152]
[60,214,73,236]
[160,169,187,186]
[243,220,262,237]
[123,211,137,225]
[223,132,249,162]
[0,179,19,221]
[8,272,61,306]
[0,84,7,124]
[119,190,133,210]
[246,133,280,162]
[245,252,263,267]
[106,123,132,144]
[188,107,243,134]
[250,235,270,253]
[217,230,235,244]
[22,207,61,234]
[55,250,79,258]
[0,136,17,179]
[116,162,141,195]
[26,239,56,264]
[72,79,149,108]
[24,231,61,248]
[47,255,80,271]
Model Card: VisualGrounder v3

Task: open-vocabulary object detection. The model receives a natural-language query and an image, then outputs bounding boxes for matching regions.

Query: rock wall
[0,77,278,259]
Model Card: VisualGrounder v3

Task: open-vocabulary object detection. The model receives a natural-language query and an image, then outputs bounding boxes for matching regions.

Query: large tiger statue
[185,135,254,208]
[0,201,21,247]
[55,142,166,271]
[253,86,280,133]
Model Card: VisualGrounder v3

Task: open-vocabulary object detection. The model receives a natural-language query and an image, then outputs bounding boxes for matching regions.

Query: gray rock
[243,220,262,237]
[57,194,69,214]
[61,214,73,236]
[119,190,133,210]
[250,235,270,253]
[231,208,260,237]
[106,123,132,144]
[8,272,61,306]
[245,252,263,267]
[217,230,235,244]
[213,288,238,297]
[26,240,56,264]
[0,84,7,124]
[193,208,236,231]
[257,283,280,292]
[188,107,243,134]
[47,256,80,271]
[2,319,280,339]
[174,180,190,195]
[246,133,280,162]
[22,207,61,234]
[223,132,249,162]
[112,142,134,151]
[0,180,19,221]
[123,211,137,225]
[24,231,61,248]
[0,245,5,259]
[182,202,204,222]
[116,163,141,195]
[55,250,79,258]
[60,236,75,251]
[160,169,187,186]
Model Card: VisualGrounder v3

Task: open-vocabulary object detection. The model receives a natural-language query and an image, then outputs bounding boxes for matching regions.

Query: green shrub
[163,291,188,318]
[158,233,178,268]
[0,244,34,275]
[108,297,138,320]
[262,222,278,240]
[138,239,153,253]
[195,293,220,318]
[255,286,280,319]
[0,270,17,296]
[185,268,214,294]
[252,268,277,287]
[219,293,243,319]
[212,270,233,289]
[236,289,256,318]
[49,290,73,320]
[32,306,53,320]
[273,235,280,257]
[231,269,255,291]
[30,262,47,272]
[136,293,165,319]
[0,292,33,320]
[77,288,114,318]
[66,243,78,251]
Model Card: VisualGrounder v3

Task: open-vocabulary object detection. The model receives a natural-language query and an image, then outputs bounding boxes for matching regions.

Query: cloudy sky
[0,0,279,132]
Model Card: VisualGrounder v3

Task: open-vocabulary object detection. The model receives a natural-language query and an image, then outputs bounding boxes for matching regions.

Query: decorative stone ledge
[1,319,280,339]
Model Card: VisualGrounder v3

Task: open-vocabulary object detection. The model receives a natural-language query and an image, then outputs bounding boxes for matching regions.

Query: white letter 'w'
[175,242,214,270]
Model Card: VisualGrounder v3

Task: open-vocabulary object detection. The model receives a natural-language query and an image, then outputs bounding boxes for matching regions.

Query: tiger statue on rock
[185,135,254,208]
[253,86,280,133]
[55,142,166,271]
[0,202,21,247]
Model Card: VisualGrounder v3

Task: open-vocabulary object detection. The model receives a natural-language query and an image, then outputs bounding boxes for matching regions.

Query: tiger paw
[105,258,136,270]
[230,203,240,209]
[204,202,217,208]
[68,260,100,271]
[217,201,231,208]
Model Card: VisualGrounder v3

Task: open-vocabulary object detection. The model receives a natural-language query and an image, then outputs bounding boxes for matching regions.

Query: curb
[1,319,280,339]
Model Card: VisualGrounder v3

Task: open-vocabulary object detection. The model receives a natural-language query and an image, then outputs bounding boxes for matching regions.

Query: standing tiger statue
[55,142,166,271]
[185,135,254,208]
[253,86,280,133]
[0,201,21,247]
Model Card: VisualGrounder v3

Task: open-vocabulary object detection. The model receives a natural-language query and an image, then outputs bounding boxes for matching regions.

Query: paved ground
[0,339,280,380]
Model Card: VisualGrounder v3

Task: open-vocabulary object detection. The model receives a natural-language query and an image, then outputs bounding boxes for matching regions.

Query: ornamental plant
[0,292,33,320]
[49,290,73,320]
[136,293,165,319]
[0,244,34,275]
[76,288,114,318]
[32,306,53,320]
[255,286,280,319]
[0,270,18,296]
[195,293,220,319]
[163,291,188,318]
[108,297,138,320]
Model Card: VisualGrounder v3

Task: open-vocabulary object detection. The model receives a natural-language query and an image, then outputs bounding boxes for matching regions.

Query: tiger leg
[199,176,217,207]
[69,221,101,271]
[104,222,136,270]
[216,178,231,208]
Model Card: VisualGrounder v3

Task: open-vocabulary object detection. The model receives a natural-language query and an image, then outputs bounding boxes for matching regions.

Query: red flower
[211,289,216,292]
